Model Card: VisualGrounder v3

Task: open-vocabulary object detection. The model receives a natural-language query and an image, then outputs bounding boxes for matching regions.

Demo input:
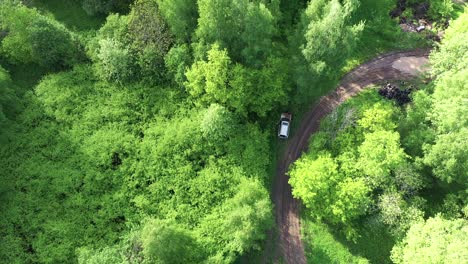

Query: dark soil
[265,49,430,264]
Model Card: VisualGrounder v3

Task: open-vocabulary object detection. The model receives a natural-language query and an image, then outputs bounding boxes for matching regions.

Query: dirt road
[270,49,430,263]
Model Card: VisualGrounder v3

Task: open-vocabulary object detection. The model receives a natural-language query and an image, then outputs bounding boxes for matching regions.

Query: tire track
[270,49,430,264]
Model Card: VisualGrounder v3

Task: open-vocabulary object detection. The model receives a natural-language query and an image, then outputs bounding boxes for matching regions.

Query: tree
[89,1,173,84]
[377,191,425,237]
[197,179,273,263]
[429,68,468,135]
[0,2,81,68]
[424,14,468,185]
[185,44,288,117]
[358,131,407,188]
[391,216,468,264]
[34,65,95,123]
[0,66,20,133]
[95,38,135,83]
[299,0,364,75]
[157,0,198,43]
[127,0,173,82]
[164,44,192,87]
[357,103,396,132]
[81,0,133,15]
[200,104,237,144]
[185,44,231,106]
[77,246,125,264]
[428,0,454,21]
[424,129,468,185]
[289,153,370,225]
[195,0,277,66]
[141,219,203,264]
[399,90,435,157]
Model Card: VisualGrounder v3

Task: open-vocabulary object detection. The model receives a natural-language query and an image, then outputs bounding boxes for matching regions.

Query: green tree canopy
[0,2,81,68]
[141,219,203,264]
[358,131,407,188]
[425,12,468,185]
[195,0,277,66]
[299,0,364,75]
[391,216,468,264]
[289,153,371,226]
[197,179,273,262]
[185,44,288,117]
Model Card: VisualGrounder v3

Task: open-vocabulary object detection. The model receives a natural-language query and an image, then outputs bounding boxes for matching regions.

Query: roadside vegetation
[0,0,466,263]
[290,7,468,263]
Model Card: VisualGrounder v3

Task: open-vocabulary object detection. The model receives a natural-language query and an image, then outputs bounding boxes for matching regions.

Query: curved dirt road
[271,49,430,263]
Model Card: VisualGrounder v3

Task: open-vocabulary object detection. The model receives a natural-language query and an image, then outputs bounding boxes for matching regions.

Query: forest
[0,0,466,263]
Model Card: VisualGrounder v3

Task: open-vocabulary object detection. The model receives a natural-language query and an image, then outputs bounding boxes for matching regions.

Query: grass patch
[301,214,369,264]
[333,217,396,264]
[342,22,430,74]
[0,58,48,92]
[32,0,104,31]
[291,23,428,124]
[301,210,396,264]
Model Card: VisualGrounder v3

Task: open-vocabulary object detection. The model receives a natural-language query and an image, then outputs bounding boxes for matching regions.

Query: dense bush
[291,8,468,263]
[0,2,82,69]
[0,0,465,263]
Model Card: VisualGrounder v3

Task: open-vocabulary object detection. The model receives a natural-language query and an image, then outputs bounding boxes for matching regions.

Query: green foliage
[290,88,428,260]
[81,0,133,15]
[200,104,237,144]
[198,179,273,262]
[77,246,126,264]
[0,2,82,69]
[391,216,468,264]
[0,66,20,131]
[289,153,371,227]
[428,0,454,20]
[444,8,468,40]
[1,0,463,263]
[89,1,173,84]
[95,38,135,83]
[429,68,468,134]
[424,13,468,186]
[424,129,468,185]
[299,0,364,76]
[302,219,369,264]
[358,103,396,132]
[32,0,104,31]
[1,60,274,263]
[157,0,198,43]
[399,90,435,157]
[185,44,288,117]
[141,219,203,264]
[127,0,173,80]
[291,0,426,109]
[358,131,407,188]
[377,192,425,238]
[195,0,277,66]
[164,44,192,87]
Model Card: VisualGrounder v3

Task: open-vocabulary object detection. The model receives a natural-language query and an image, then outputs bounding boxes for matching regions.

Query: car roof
[280,122,289,136]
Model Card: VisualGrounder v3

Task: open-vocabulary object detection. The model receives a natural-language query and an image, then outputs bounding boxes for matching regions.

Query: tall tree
[425,11,468,185]
[298,0,364,75]
[141,219,203,264]
[0,2,81,69]
[358,131,407,188]
[391,216,468,264]
[185,44,288,116]
[157,0,198,43]
[197,179,273,263]
[289,153,370,226]
[195,0,277,66]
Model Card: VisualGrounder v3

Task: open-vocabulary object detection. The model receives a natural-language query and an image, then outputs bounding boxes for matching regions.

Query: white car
[278,113,292,139]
